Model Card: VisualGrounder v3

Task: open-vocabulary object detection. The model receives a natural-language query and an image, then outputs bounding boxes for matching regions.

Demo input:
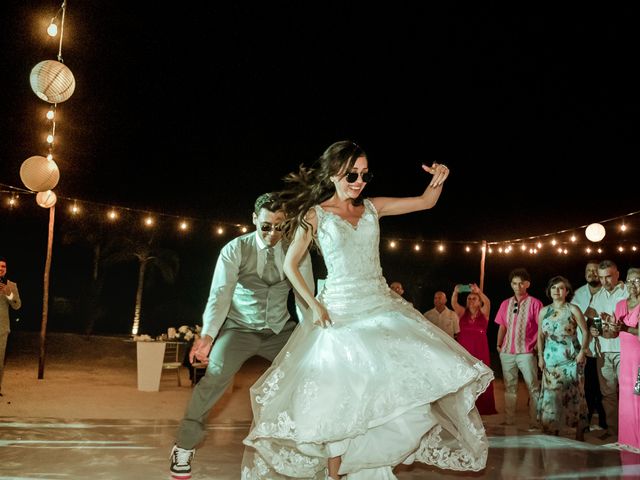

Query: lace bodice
[314,199,393,317]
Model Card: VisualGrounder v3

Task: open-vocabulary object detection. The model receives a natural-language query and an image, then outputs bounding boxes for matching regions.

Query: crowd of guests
[418,260,640,451]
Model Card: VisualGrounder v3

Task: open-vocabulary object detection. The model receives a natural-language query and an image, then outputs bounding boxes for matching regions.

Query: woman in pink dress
[452,284,498,415]
[612,268,640,450]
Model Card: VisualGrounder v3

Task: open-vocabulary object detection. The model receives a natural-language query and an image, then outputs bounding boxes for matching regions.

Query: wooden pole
[479,239,487,292]
[38,204,55,379]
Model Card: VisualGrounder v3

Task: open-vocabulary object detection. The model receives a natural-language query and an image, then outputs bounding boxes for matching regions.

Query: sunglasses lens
[344,172,372,183]
[261,224,281,232]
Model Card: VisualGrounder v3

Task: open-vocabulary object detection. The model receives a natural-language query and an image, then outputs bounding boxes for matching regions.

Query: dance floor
[1,334,639,479]
[1,417,639,479]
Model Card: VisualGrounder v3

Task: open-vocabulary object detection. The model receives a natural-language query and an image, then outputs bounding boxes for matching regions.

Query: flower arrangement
[169,325,201,342]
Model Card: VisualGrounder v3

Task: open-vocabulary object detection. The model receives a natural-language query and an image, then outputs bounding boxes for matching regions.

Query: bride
[242,141,493,479]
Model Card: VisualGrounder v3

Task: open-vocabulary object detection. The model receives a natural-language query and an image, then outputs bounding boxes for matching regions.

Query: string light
[2,183,640,256]
[47,21,58,37]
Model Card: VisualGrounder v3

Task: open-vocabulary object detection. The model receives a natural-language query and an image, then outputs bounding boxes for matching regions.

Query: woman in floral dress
[536,276,589,440]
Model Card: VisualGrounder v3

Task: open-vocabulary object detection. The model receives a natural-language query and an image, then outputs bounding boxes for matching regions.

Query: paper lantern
[20,156,60,192]
[29,60,76,103]
[585,223,606,242]
[36,190,57,208]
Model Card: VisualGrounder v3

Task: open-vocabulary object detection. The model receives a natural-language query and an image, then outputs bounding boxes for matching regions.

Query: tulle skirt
[242,295,493,479]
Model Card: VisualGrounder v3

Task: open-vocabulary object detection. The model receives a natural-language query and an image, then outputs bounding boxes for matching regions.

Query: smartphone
[458,284,472,293]
[592,317,603,335]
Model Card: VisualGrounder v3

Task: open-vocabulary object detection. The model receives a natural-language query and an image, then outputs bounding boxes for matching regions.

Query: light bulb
[47,22,58,37]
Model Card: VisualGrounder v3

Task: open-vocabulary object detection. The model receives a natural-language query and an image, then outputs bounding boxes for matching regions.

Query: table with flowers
[132,325,200,391]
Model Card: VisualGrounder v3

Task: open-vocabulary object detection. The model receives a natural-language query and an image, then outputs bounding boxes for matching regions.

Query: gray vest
[223,233,291,333]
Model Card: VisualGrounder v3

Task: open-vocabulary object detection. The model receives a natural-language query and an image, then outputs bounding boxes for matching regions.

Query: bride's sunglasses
[344,171,373,183]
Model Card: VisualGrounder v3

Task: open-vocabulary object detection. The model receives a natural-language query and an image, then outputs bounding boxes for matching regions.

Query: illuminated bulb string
[0,182,639,251]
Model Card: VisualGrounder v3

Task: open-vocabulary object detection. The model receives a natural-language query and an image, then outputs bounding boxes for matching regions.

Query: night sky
[0,2,638,334]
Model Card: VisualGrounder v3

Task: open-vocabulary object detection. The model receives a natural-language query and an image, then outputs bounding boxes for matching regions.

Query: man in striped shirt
[495,268,543,427]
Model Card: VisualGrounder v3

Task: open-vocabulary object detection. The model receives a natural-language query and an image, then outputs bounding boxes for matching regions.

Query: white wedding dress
[242,199,493,479]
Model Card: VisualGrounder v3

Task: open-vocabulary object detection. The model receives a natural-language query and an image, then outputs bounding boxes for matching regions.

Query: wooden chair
[190,361,207,386]
[162,341,185,386]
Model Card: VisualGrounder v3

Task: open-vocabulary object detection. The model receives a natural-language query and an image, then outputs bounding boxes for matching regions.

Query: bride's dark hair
[277,140,366,241]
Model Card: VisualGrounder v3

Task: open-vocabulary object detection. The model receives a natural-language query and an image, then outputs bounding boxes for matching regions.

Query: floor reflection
[1,418,639,479]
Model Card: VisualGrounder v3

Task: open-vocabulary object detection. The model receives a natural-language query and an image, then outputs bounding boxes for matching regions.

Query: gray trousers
[176,321,296,449]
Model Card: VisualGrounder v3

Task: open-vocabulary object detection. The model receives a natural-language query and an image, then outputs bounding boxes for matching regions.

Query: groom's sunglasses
[260,223,283,232]
[344,171,373,183]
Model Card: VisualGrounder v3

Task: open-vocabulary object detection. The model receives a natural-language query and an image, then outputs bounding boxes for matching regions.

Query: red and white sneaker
[170,444,195,479]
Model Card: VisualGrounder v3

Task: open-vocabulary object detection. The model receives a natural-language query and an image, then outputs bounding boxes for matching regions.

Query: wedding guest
[495,268,542,428]
[572,259,607,431]
[0,257,21,397]
[452,283,497,414]
[389,281,405,297]
[423,290,459,338]
[536,276,589,441]
[588,259,628,439]
[611,268,640,450]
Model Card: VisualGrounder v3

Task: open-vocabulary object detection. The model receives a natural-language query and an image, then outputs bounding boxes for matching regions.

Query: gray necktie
[262,247,281,285]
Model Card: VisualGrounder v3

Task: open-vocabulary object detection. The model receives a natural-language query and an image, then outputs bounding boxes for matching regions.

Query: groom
[170,193,313,479]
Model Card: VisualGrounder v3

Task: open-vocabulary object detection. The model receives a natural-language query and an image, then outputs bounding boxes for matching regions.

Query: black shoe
[170,445,195,479]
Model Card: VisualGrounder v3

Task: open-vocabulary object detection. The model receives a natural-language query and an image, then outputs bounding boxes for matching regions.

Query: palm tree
[103,236,179,335]
[59,211,113,336]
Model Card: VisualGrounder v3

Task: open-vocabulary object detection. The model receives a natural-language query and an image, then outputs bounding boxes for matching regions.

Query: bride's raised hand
[422,162,450,187]
[312,300,333,328]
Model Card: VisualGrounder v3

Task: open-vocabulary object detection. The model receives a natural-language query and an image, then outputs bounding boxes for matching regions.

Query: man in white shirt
[572,260,607,431]
[423,291,459,338]
[588,260,628,439]
[170,193,313,479]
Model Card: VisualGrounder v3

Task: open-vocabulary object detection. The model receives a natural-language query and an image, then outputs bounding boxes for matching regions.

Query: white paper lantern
[20,156,60,192]
[29,60,76,103]
[585,223,606,242]
[36,190,57,208]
